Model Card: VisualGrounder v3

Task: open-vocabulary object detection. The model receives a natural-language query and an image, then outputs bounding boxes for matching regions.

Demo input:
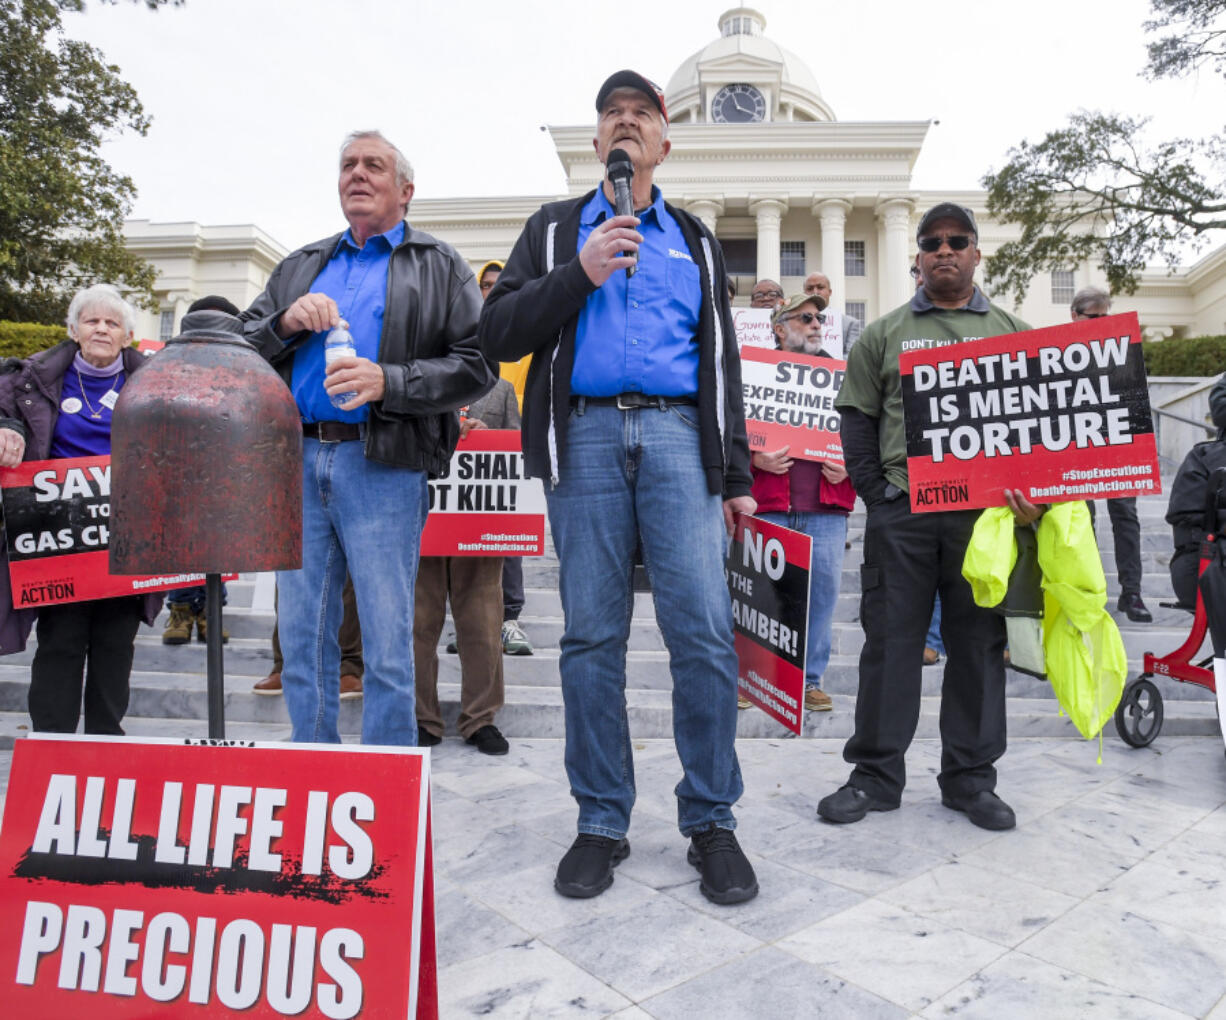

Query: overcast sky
[61,0,1226,250]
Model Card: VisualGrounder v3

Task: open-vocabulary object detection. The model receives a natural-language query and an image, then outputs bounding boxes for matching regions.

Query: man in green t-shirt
[820,203,1041,832]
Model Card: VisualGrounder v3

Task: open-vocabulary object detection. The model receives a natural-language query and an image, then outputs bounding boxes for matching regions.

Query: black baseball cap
[595,70,668,123]
[917,202,978,240]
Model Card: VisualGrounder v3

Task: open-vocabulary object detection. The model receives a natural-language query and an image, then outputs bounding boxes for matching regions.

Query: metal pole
[205,571,225,739]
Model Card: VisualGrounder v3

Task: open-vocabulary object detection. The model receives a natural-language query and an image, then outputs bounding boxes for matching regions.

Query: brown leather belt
[303,421,365,442]
[571,393,698,410]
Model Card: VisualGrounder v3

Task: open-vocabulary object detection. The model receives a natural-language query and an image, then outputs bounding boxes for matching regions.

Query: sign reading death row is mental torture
[0,735,437,1019]
[726,514,811,736]
[899,312,1159,512]
[420,429,546,557]
[0,456,235,608]
[739,346,845,464]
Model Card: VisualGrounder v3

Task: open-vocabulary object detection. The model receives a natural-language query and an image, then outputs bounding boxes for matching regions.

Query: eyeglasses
[917,234,974,253]
[752,290,783,301]
[779,312,821,325]
[1080,312,1107,319]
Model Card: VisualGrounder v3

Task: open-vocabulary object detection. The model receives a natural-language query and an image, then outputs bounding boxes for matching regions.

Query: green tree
[0,0,175,324]
[982,0,1226,305]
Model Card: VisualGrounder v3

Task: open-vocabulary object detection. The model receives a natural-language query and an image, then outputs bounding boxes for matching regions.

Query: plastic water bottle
[324,322,357,409]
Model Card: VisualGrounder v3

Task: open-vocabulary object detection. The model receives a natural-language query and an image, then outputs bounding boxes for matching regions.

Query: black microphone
[606,147,636,278]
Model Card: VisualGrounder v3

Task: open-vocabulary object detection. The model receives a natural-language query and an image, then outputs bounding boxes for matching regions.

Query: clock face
[710,83,766,124]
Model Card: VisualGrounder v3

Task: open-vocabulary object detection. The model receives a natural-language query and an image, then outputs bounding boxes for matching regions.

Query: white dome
[663,8,833,122]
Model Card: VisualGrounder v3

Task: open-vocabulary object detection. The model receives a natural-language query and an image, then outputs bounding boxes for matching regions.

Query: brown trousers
[414,556,504,739]
[272,574,363,678]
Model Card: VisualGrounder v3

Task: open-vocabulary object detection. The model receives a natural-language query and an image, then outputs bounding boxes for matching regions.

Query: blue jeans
[547,401,744,839]
[166,583,228,614]
[927,594,945,655]
[277,438,427,745]
[759,510,847,690]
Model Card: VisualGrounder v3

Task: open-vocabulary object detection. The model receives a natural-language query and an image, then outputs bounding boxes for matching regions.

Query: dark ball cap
[595,70,668,123]
[916,202,978,241]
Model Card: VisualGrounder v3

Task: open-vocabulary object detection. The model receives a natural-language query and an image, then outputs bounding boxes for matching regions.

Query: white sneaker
[501,619,533,656]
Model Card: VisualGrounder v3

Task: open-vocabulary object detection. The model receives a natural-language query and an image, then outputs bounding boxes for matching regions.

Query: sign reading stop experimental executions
[0,735,437,1018]
[899,312,1160,512]
[739,346,845,464]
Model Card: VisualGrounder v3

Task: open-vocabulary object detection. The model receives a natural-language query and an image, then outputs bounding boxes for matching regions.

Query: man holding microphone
[480,72,758,904]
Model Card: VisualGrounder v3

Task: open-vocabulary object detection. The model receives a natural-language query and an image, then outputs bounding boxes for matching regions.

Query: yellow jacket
[478,259,530,410]
[963,502,1127,740]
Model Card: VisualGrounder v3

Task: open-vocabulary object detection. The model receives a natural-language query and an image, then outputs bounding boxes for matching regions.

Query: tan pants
[414,556,504,739]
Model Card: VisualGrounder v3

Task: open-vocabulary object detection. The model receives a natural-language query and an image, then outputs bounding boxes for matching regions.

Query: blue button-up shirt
[290,220,404,423]
[571,187,702,398]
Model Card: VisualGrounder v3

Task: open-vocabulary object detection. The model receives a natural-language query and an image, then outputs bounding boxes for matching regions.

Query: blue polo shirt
[289,220,404,423]
[571,187,702,398]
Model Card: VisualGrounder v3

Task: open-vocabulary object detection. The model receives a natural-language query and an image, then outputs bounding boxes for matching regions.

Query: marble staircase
[0,486,1220,747]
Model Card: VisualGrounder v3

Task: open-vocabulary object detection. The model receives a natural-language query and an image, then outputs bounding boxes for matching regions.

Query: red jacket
[751,463,856,515]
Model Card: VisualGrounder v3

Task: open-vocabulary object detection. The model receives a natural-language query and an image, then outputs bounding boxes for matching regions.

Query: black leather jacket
[241,221,496,475]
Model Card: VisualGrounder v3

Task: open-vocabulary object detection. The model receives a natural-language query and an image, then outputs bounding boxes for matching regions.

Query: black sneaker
[465,724,509,755]
[816,783,899,823]
[687,826,759,905]
[1118,591,1153,623]
[941,789,1016,831]
[555,834,630,898]
[417,726,442,747]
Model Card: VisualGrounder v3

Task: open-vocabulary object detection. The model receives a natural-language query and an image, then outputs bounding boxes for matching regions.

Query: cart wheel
[1115,678,1164,748]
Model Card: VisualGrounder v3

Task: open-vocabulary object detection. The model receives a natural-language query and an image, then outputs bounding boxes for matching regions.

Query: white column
[812,198,852,313]
[686,197,725,235]
[875,198,914,313]
[749,198,788,283]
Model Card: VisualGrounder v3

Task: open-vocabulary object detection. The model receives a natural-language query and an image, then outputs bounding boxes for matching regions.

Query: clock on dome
[710,83,766,123]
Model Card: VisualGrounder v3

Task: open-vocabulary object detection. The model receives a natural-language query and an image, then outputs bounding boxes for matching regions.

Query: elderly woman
[0,284,162,734]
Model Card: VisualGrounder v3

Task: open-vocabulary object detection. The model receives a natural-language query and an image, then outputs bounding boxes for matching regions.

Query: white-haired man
[242,130,495,747]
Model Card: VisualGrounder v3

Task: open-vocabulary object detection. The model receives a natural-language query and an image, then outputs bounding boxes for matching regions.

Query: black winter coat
[240,222,497,476]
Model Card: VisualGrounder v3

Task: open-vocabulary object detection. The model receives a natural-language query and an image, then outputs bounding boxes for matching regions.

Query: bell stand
[205,572,225,739]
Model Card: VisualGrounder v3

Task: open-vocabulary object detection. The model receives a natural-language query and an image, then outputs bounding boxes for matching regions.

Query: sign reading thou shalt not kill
[899,312,1160,513]
[420,429,546,557]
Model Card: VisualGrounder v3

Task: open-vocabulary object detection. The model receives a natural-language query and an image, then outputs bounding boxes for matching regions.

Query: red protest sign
[726,514,811,735]
[0,456,236,607]
[0,735,437,1019]
[740,347,845,464]
[420,430,546,557]
[899,312,1160,512]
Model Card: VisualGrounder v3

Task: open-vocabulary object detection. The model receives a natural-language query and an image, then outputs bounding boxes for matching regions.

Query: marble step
[0,638,1213,745]
[7,685,1214,750]
[0,711,291,750]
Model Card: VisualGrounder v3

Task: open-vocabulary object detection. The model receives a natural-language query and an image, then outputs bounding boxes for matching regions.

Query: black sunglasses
[780,311,821,325]
[918,234,974,253]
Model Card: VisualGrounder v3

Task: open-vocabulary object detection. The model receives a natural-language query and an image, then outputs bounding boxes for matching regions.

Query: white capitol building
[126,7,1226,353]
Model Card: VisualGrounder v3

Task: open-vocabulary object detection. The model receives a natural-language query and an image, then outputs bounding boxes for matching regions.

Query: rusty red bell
[109,321,302,574]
